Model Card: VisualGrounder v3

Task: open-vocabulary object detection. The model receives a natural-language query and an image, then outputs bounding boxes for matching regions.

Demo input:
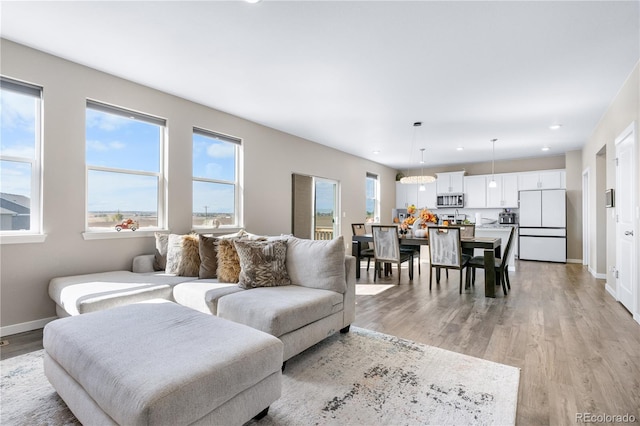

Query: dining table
[352,234,502,298]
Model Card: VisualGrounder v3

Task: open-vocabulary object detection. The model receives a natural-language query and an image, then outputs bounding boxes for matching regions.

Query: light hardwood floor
[2,260,639,425]
[354,259,640,425]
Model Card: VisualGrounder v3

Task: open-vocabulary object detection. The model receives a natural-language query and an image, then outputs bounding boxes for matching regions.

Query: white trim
[567,258,582,264]
[634,313,640,326]
[605,283,617,299]
[82,230,158,240]
[0,233,47,244]
[589,266,606,280]
[582,168,590,267]
[0,316,56,337]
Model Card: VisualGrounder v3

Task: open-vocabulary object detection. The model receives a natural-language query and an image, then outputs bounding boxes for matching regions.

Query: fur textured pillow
[234,239,291,289]
[198,235,219,279]
[216,238,243,283]
[178,233,201,277]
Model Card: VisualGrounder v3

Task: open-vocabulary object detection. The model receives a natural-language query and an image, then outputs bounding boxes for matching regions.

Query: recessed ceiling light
[372,150,380,155]
[246,0,262,3]
[542,146,550,151]
[549,124,562,130]
[456,147,464,151]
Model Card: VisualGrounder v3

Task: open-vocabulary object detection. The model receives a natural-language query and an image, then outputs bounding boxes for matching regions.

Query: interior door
[615,123,637,314]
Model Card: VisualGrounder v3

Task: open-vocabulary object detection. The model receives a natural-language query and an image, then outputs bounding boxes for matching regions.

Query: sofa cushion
[217,286,343,337]
[49,271,193,316]
[234,239,291,289]
[285,236,346,293]
[173,280,245,315]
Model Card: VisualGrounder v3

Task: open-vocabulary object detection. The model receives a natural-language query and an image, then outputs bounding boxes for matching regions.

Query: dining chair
[351,223,374,272]
[372,225,414,284]
[442,224,475,279]
[427,226,471,294]
[468,226,515,296]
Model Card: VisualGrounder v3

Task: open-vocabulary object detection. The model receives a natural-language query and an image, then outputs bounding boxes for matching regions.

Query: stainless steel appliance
[518,189,566,262]
[499,212,517,224]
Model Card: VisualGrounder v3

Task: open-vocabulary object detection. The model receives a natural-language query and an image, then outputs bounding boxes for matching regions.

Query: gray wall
[582,61,639,310]
[0,40,398,333]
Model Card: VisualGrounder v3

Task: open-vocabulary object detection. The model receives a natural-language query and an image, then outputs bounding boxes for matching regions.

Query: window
[85,100,165,231]
[0,77,43,235]
[366,173,379,223]
[192,128,241,228]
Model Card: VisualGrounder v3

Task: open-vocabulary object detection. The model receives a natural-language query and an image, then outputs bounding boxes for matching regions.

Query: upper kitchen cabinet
[436,171,465,194]
[487,173,519,208]
[464,175,487,208]
[518,170,565,190]
[396,181,437,209]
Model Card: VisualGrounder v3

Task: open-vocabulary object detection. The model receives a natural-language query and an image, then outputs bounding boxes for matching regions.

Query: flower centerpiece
[418,208,438,228]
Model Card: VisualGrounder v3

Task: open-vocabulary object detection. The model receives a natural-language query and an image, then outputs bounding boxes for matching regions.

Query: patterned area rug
[1,327,519,425]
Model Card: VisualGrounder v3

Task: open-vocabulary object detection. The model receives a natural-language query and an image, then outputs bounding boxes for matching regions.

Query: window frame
[0,76,44,243]
[192,127,243,230]
[84,100,167,237]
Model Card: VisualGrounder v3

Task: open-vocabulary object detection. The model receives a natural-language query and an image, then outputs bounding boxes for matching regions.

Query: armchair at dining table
[427,226,471,294]
[372,225,414,284]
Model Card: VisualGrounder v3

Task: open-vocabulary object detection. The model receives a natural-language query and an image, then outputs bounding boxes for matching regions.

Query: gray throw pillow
[153,232,169,271]
[285,236,346,293]
[198,235,219,279]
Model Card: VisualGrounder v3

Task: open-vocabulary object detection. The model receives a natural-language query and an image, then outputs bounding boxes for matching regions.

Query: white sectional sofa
[48,235,356,362]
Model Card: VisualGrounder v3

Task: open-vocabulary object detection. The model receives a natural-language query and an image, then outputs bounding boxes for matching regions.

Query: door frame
[614,121,638,323]
[582,168,590,268]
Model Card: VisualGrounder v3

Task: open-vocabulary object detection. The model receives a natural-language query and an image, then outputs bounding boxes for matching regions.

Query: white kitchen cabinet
[464,175,487,208]
[396,182,417,208]
[518,170,565,190]
[397,181,437,210]
[417,181,438,209]
[487,173,519,208]
[436,171,465,194]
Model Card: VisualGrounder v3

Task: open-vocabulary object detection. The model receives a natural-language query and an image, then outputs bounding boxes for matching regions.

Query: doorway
[582,168,590,268]
[291,173,340,240]
[614,122,637,318]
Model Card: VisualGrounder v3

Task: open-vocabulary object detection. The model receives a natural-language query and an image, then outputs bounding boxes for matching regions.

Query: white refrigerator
[518,189,567,262]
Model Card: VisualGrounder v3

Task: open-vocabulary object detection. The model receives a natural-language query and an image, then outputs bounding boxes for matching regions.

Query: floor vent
[0,340,8,347]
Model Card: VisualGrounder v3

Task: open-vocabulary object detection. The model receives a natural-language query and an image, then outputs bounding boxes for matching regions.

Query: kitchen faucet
[454,209,459,223]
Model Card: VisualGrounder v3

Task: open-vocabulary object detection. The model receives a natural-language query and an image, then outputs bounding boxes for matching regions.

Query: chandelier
[400,122,436,186]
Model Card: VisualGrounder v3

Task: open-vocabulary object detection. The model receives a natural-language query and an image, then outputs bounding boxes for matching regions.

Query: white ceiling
[1,1,639,171]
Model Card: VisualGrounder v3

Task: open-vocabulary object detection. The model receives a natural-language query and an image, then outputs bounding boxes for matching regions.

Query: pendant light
[488,138,497,188]
[400,122,436,185]
[418,148,427,191]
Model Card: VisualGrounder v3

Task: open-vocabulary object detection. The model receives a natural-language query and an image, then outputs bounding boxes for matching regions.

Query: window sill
[0,233,48,245]
[82,230,161,240]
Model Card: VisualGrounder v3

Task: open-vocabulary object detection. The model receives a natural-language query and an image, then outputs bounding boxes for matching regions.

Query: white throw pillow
[285,236,346,293]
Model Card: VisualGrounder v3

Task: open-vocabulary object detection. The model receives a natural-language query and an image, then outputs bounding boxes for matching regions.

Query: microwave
[436,193,464,208]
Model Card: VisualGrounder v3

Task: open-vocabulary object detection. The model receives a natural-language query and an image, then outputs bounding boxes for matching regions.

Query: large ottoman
[43,302,283,426]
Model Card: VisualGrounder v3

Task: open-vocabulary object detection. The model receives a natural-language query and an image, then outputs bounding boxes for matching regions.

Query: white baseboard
[567,258,582,264]
[634,313,640,326]
[0,316,57,338]
[605,283,617,299]
[588,266,606,279]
